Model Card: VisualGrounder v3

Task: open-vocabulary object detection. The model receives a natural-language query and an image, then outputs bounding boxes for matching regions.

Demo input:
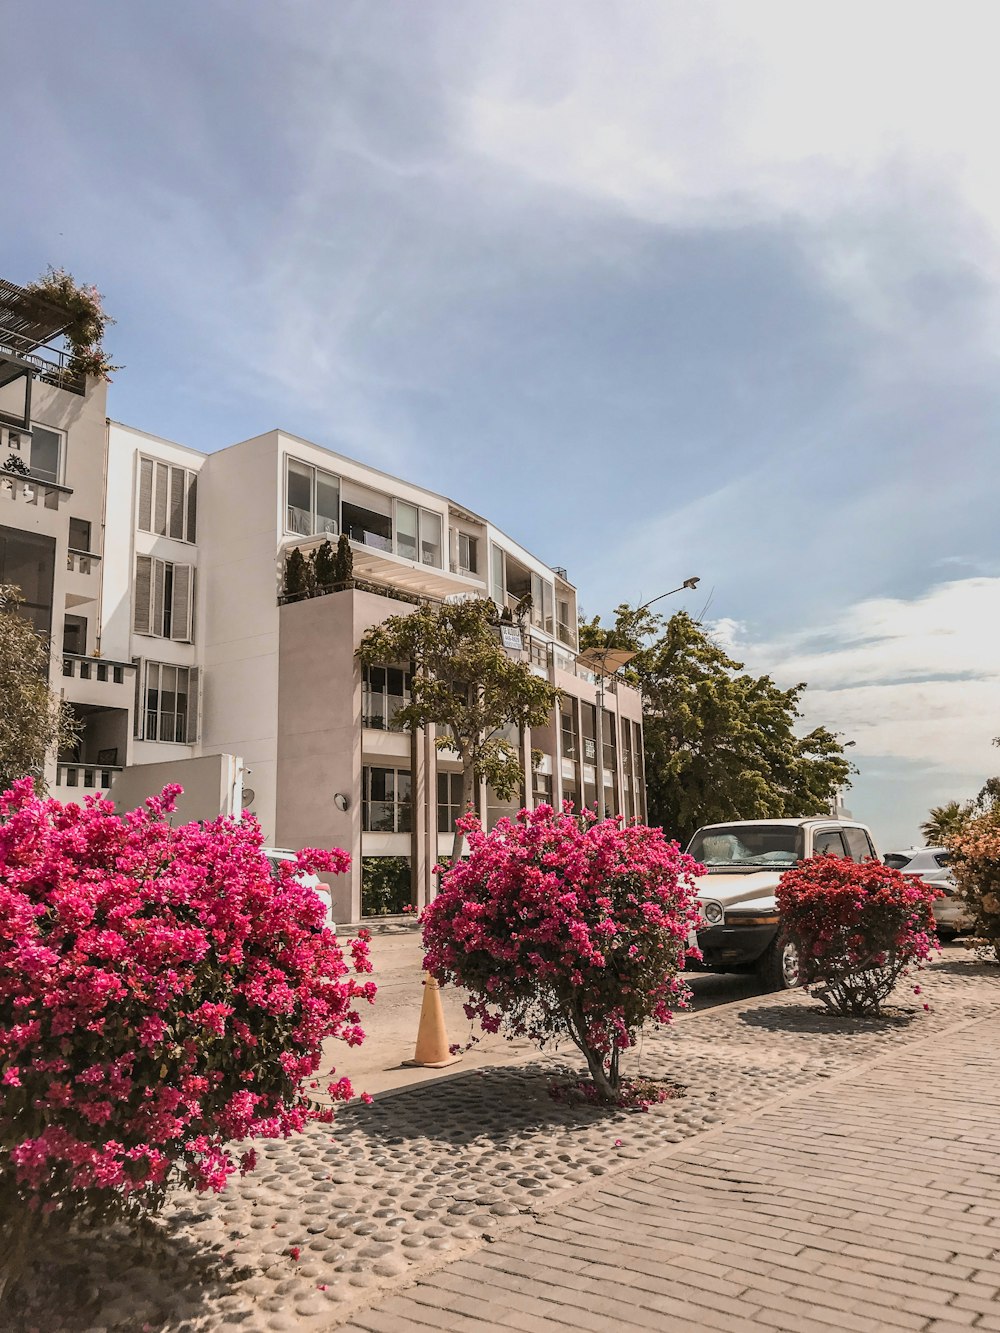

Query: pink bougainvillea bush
[776,854,940,1016]
[0,779,374,1295]
[421,805,701,1102]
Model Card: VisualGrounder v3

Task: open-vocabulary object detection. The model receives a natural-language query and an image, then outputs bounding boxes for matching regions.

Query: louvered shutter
[151,559,166,637]
[133,556,152,634]
[186,667,200,743]
[171,564,193,641]
[154,462,169,535]
[186,473,197,543]
[169,467,185,540]
[138,458,153,532]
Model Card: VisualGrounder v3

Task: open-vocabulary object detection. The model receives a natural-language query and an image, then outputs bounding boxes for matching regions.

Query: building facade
[0,280,646,922]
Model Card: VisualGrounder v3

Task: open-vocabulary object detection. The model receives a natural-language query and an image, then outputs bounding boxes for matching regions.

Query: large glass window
[68,517,92,552]
[395,501,419,562]
[0,526,55,635]
[285,458,340,537]
[361,664,411,730]
[491,543,504,606]
[560,706,578,760]
[437,771,465,833]
[144,662,194,743]
[362,766,412,833]
[420,509,442,567]
[342,482,392,550]
[455,531,478,574]
[29,425,62,485]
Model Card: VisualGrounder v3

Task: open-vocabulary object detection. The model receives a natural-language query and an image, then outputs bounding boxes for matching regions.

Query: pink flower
[288,1246,301,1261]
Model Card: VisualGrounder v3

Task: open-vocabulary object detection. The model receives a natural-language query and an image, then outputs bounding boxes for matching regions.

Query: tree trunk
[449,762,478,868]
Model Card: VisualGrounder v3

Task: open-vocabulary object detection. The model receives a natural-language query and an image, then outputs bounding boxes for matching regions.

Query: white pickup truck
[686,817,881,990]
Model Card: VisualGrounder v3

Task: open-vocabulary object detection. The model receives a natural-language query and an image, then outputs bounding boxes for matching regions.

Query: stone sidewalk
[340,997,1000,1332]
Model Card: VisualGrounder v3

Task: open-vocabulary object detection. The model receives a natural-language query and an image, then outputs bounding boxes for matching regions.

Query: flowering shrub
[421,805,701,1102]
[25,266,120,382]
[949,810,1000,964]
[776,855,939,1016]
[0,780,374,1301]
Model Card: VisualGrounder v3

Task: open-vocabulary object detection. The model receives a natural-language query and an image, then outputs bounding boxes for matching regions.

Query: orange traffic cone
[403,973,462,1068]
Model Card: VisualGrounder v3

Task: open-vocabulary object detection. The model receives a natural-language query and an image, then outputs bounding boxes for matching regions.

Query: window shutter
[154,462,169,535]
[138,458,153,532]
[186,473,197,543]
[169,467,185,540]
[133,556,152,634]
[186,667,200,744]
[132,658,144,738]
[151,558,166,637]
[171,564,193,642]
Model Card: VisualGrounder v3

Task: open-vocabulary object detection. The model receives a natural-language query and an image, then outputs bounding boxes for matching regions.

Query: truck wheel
[760,936,800,991]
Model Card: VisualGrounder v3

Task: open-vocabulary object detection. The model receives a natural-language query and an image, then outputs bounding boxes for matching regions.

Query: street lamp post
[577,577,700,819]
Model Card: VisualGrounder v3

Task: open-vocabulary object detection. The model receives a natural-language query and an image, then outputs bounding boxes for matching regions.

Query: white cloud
[720,576,1000,779]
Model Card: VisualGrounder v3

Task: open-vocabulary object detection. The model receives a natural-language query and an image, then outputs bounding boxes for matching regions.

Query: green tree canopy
[580,606,852,846]
[358,598,559,862]
[921,800,973,846]
[0,584,80,793]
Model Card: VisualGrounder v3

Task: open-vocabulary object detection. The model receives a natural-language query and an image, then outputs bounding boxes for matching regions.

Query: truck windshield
[687,825,804,870]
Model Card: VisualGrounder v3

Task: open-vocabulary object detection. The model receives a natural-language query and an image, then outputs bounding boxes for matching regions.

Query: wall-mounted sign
[499,626,523,652]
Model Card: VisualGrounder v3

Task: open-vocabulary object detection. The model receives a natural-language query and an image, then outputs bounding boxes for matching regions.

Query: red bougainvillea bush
[0,779,374,1298]
[422,805,701,1103]
[776,854,940,1016]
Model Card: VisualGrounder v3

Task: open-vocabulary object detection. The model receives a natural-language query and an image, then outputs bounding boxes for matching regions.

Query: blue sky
[10,1,999,847]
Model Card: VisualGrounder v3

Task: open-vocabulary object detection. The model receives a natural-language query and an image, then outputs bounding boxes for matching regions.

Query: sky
[8,0,1000,848]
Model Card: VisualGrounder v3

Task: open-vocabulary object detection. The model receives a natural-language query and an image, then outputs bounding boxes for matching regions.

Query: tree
[312,538,337,594]
[358,598,559,863]
[0,584,79,793]
[949,805,1000,965]
[333,533,354,586]
[581,606,852,846]
[921,800,973,846]
[0,780,374,1310]
[422,805,700,1101]
[283,546,313,601]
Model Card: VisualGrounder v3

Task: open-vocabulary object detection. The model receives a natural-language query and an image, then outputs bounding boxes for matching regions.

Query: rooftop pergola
[0,278,84,417]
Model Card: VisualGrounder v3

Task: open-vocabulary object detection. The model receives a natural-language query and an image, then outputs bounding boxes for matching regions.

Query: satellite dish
[242,787,256,807]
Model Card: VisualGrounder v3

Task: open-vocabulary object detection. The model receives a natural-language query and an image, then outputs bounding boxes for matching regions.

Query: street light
[577,576,701,819]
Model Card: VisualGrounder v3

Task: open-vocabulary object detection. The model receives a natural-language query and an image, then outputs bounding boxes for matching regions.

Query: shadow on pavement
[737,1002,917,1034]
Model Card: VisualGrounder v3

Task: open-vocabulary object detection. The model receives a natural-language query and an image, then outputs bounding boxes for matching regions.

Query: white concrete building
[0,278,646,922]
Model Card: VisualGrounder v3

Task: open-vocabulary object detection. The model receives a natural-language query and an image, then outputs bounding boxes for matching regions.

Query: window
[455,531,478,574]
[438,771,465,833]
[532,770,553,809]
[843,826,877,863]
[813,829,848,858]
[491,543,504,607]
[284,457,338,537]
[342,482,391,549]
[362,767,412,833]
[420,509,442,567]
[133,555,194,641]
[68,517,92,552]
[0,526,55,635]
[560,707,578,760]
[396,501,419,562]
[29,425,62,484]
[362,665,411,730]
[142,662,198,743]
[138,458,198,542]
[63,614,87,656]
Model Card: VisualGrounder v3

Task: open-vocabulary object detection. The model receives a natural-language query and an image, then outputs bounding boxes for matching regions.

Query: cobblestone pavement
[19,955,1000,1332]
[339,990,1000,1333]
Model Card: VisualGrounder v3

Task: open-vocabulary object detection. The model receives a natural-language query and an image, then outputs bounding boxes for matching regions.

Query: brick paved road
[340,1015,1000,1332]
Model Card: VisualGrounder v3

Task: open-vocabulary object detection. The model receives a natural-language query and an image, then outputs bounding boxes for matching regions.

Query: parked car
[263,847,336,933]
[686,817,881,991]
[884,845,971,938]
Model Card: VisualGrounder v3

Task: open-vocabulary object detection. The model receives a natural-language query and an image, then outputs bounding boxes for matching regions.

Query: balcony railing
[67,547,101,575]
[56,762,123,791]
[0,469,72,510]
[62,654,134,685]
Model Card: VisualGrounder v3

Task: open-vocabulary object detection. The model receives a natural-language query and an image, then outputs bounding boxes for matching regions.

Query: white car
[884,846,971,938]
[687,817,881,991]
[263,847,336,933]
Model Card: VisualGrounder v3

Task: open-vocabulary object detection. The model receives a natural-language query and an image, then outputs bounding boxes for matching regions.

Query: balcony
[0,468,72,511]
[55,761,123,793]
[62,654,131,686]
[67,547,101,576]
[52,701,129,805]
[0,278,85,398]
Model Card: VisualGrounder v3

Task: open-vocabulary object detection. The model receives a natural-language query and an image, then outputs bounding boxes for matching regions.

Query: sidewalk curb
[323,997,1000,1328]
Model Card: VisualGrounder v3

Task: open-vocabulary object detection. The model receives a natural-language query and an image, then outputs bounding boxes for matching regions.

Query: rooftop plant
[24,267,120,382]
